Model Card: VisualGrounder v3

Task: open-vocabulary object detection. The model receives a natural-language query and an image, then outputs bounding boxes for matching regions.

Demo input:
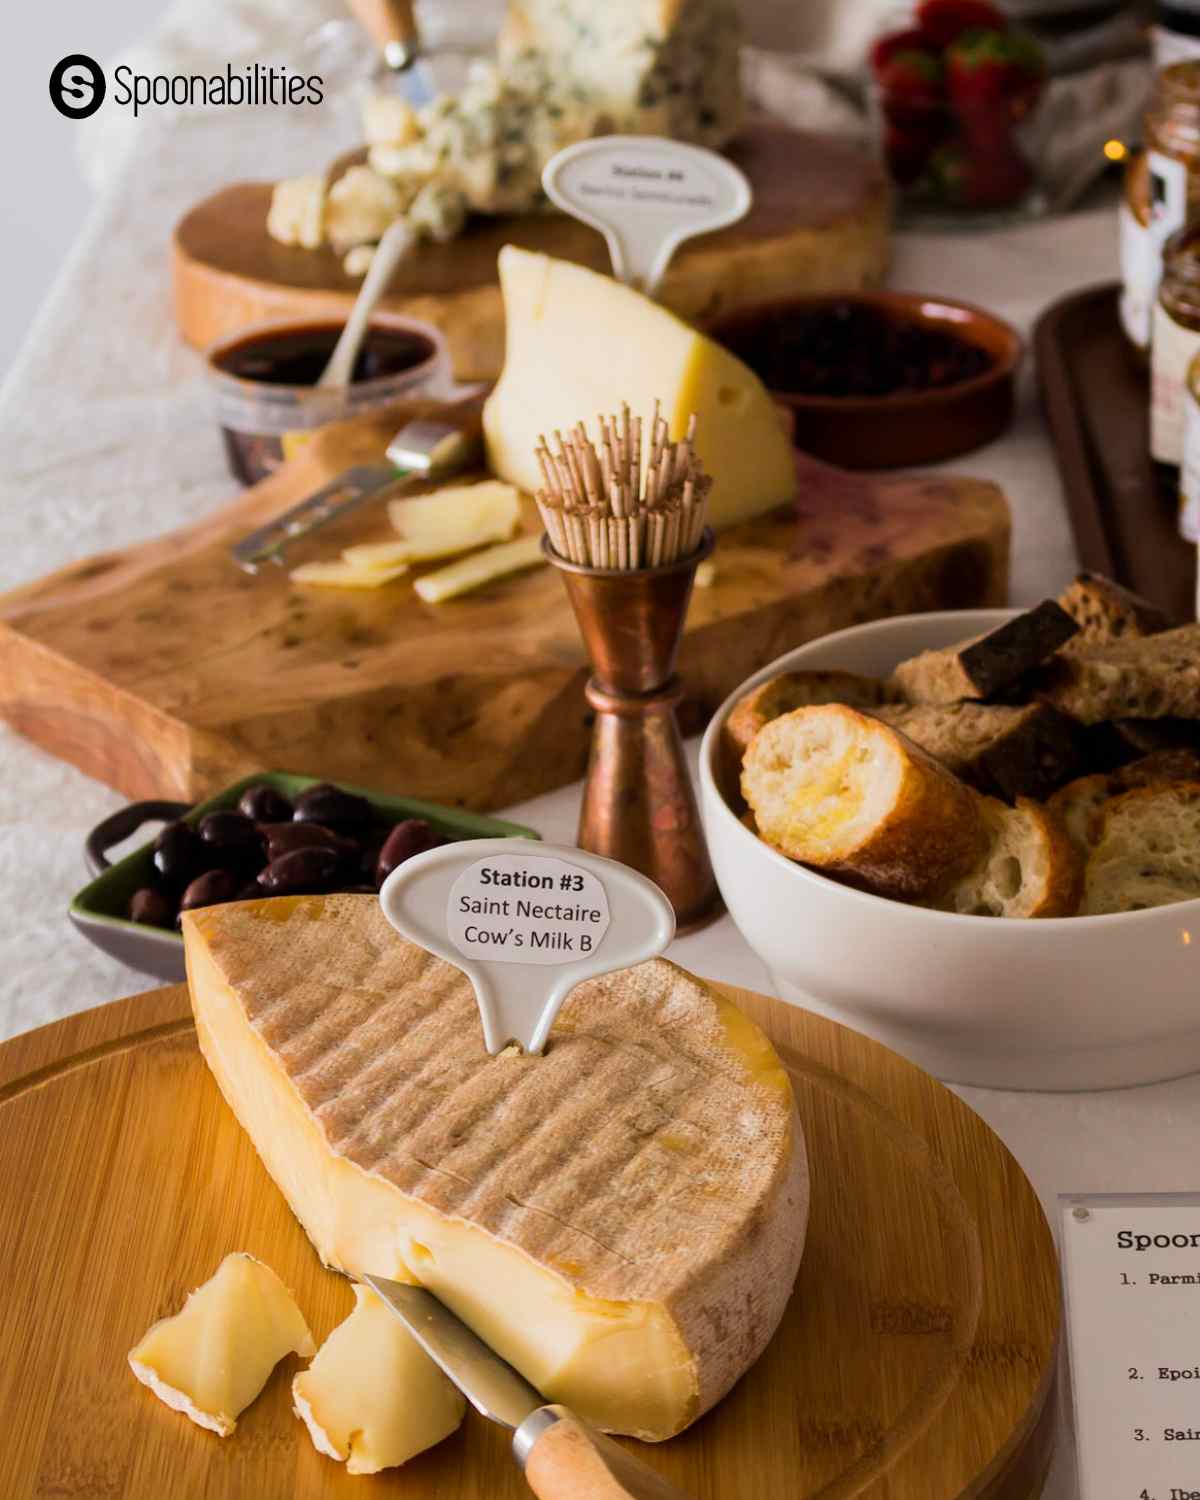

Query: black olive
[152,821,210,890]
[179,868,242,911]
[129,887,174,928]
[198,810,264,864]
[293,782,373,833]
[257,846,342,894]
[259,821,356,864]
[375,820,442,887]
[237,783,293,822]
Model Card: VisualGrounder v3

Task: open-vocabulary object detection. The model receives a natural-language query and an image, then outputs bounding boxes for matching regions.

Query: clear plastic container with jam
[1152,223,1200,468]
[204,313,450,484]
[1121,61,1200,356]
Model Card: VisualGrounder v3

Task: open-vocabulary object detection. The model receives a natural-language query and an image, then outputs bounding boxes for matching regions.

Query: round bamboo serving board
[0,980,1058,1498]
[172,124,892,378]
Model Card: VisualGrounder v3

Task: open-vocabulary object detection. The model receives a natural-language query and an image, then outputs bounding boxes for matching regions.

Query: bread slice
[1081,782,1200,914]
[931,797,1082,919]
[891,601,1078,704]
[1056,572,1171,649]
[741,705,985,899]
[872,701,1080,802]
[723,670,901,777]
[1082,716,1200,770]
[1045,749,1200,854]
[1037,624,1200,723]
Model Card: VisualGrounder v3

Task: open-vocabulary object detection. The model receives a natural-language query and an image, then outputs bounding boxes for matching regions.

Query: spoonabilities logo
[49,54,106,119]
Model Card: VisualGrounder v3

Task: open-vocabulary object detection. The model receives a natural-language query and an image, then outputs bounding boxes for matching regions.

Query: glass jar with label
[1180,348,1200,538]
[1125,63,1200,358]
[1152,224,1200,466]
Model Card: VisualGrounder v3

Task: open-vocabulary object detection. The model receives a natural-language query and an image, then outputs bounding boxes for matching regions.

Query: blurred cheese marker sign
[542,135,751,295]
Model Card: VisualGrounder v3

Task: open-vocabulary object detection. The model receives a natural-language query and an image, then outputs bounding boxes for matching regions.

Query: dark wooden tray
[1034,280,1195,623]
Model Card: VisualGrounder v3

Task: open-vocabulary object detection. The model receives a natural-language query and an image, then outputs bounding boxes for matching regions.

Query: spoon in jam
[317,216,415,389]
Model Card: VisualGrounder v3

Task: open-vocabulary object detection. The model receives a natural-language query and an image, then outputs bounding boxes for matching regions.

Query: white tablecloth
[0,79,1191,1500]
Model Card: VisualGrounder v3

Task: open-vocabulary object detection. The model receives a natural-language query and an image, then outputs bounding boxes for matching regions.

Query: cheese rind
[293,1285,465,1473]
[482,248,797,531]
[127,1253,315,1435]
[182,896,807,1440]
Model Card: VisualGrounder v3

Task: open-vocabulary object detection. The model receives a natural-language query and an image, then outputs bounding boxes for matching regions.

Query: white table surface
[0,99,1191,1499]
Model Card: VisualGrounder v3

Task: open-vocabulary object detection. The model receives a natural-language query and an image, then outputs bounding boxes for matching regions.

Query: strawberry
[945,27,1047,123]
[884,121,941,186]
[877,49,944,113]
[915,0,1007,49]
[931,134,1031,209]
[870,26,930,78]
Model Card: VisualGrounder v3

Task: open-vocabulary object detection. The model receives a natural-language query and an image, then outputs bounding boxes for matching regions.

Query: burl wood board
[0,399,1009,810]
[0,979,1059,1499]
[173,124,892,378]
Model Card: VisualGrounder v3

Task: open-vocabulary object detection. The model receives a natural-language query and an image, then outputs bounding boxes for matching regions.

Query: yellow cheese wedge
[384,479,522,559]
[290,558,410,589]
[293,1284,465,1473]
[482,247,796,530]
[127,1253,315,1436]
[413,532,544,602]
[182,896,808,1441]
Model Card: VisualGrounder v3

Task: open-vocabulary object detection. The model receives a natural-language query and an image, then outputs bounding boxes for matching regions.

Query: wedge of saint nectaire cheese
[182,894,807,1441]
[482,247,797,532]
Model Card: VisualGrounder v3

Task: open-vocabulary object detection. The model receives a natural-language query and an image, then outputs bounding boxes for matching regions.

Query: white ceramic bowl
[699,610,1200,1092]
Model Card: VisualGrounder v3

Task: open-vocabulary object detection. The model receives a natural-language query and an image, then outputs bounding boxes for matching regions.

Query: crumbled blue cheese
[267,0,741,254]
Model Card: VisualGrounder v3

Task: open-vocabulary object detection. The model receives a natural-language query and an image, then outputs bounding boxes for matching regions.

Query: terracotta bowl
[707,290,1023,470]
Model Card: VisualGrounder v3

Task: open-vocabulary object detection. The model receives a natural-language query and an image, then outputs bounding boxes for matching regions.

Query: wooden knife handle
[522,1409,693,1500]
[343,0,419,62]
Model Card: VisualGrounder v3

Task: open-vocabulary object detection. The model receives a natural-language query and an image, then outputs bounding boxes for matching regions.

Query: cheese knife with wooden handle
[364,1276,695,1499]
[343,0,435,102]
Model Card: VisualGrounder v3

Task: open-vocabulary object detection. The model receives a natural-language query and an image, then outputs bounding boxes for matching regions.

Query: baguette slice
[1081,782,1200,914]
[931,797,1082,919]
[892,601,1078,704]
[741,705,985,899]
[723,670,901,779]
[1037,624,1200,723]
[1046,749,1200,855]
[1056,572,1172,648]
[872,701,1081,802]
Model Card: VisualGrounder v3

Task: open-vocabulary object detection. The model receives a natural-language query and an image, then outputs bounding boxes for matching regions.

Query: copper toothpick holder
[544,531,722,932]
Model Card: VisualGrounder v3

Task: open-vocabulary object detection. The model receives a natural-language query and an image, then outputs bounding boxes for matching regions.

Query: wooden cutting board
[0,398,1010,809]
[173,124,892,378]
[0,979,1058,1500]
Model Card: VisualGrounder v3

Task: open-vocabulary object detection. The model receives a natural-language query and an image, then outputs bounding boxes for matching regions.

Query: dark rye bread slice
[873,701,1081,802]
[1056,572,1172,649]
[891,600,1079,704]
[1081,716,1200,770]
[722,670,902,780]
[1037,624,1200,724]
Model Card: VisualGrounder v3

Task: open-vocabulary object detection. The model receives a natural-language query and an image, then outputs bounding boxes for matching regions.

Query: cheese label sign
[447,853,611,965]
[1061,1194,1200,1500]
[378,838,675,1055]
[542,134,751,294]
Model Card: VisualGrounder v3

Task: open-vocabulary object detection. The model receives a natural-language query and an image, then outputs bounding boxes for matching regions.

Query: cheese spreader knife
[230,408,480,573]
[363,1275,694,1499]
[342,0,436,105]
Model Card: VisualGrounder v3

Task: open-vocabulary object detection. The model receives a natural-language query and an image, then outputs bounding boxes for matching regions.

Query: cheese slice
[413,533,545,602]
[128,1253,315,1435]
[293,1284,465,1473]
[290,559,410,589]
[482,247,797,531]
[383,479,522,560]
[182,896,807,1441]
